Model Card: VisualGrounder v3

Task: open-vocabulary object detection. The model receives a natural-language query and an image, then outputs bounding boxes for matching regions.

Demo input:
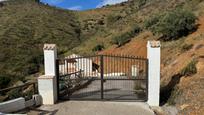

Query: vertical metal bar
[88,57,90,77]
[117,55,119,77]
[33,83,36,95]
[67,59,68,75]
[64,59,65,75]
[145,59,149,101]
[100,55,104,99]
[122,56,124,77]
[143,59,145,78]
[131,57,133,80]
[113,55,114,77]
[56,59,60,100]
[125,56,126,77]
[106,56,107,75]
[80,57,82,77]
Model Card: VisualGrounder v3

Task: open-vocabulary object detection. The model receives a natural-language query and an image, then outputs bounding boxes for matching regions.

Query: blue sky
[40,0,128,11]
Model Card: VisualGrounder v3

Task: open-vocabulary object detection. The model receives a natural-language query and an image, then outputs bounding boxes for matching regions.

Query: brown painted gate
[56,55,148,101]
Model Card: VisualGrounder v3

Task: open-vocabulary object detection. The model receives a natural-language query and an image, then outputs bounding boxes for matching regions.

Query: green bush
[180,60,197,76]
[107,14,122,25]
[92,44,105,52]
[5,85,34,101]
[0,75,11,89]
[144,8,196,40]
[7,89,22,100]
[137,0,147,8]
[113,25,141,47]
[113,33,132,47]
[181,43,193,52]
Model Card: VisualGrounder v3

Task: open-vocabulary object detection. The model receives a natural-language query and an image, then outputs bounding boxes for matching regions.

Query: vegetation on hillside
[0,0,82,88]
[112,25,141,47]
[92,44,105,52]
[0,0,200,88]
[0,0,204,113]
[180,59,197,76]
[144,8,197,40]
[73,0,202,55]
[0,75,11,89]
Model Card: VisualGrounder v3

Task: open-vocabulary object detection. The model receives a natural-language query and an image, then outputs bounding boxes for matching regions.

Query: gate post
[147,41,161,106]
[38,44,58,105]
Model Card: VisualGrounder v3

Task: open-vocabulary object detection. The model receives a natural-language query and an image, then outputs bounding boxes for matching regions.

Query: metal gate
[56,55,148,101]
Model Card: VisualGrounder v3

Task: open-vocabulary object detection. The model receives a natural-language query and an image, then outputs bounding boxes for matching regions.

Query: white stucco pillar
[38,44,57,105]
[147,41,161,106]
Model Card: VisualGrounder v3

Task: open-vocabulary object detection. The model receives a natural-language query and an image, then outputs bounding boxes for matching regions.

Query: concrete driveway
[27,101,155,115]
[61,76,146,101]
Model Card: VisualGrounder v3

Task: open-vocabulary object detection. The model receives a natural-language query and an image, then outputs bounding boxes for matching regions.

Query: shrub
[5,85,34,101]
[107,14,122,25]
[144,14,161,29]
[181,43,193,52]
[0,75,11,89]
[113,33,132,47]
[180,60,197,76]
[92,44,105,52]
[167,86,182,105]
[137,0,147,8]
[7,89,22,100]
[113,25,141,47]
[144,8,197,40]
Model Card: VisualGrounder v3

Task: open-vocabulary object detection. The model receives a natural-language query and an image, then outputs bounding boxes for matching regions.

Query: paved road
[27,101,155,115]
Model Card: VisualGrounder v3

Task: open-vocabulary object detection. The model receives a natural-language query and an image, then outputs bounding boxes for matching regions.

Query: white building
[59,54,98,76]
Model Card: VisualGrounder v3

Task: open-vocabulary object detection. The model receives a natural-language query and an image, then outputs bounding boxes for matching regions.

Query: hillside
[75,0,204,114]
[0,0,204,114]
[71,0,197,54]
[0,0,82,87]
[98,16,204,114]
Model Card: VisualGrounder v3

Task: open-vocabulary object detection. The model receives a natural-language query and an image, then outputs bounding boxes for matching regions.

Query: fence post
[38,44,58,105]
[100,55,104,99]
[56,59,59,100]
[147,41,161,106]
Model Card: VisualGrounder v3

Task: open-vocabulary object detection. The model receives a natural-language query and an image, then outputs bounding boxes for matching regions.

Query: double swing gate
[56,55,148,101]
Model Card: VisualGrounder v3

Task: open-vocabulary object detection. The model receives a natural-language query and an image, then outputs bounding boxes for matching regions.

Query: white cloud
[97,0,128,8]
[67,6,82,11]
